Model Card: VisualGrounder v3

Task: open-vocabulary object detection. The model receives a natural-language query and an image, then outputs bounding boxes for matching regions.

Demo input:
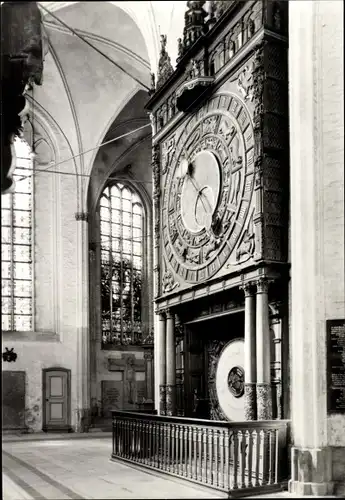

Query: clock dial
[162,93,255,284]
[181,151,221,233]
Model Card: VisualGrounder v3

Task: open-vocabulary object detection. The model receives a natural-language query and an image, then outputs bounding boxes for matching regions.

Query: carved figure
[248,19,255,38]
[237,64,254,101]
[157,34,174,89]
[126,357,137,404]
[162,270,179,293]
[149,72,156,95]
[177,38,184,59]
[236,229,255,261]
[229,39,235,58]
[160,34,167,53]
[273,3,282,31]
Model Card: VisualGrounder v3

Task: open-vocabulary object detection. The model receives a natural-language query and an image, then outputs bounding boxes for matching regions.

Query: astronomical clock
[161,93,255,285]
[146,0,289,421]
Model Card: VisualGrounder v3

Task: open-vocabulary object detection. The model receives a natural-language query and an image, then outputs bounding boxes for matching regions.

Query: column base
[244,383,257,420]
[75,408,91,433]
[165,384,176,416]
[288,446,334,496]
[256,383,272,420]
[159,385,166,416]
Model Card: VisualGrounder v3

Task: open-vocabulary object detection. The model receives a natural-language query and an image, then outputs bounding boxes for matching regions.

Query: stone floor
[1,433,329,500]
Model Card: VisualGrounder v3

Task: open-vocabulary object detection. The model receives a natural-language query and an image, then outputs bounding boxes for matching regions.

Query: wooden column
[144,350,154,402]
[255,278,272,420]
[241,282,257,420]
[166,309,176,416]
[158,312,167,415]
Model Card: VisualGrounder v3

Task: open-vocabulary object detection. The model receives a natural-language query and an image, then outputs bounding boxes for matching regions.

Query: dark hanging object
[2,348,18,363]
[156,34,174,90]
[1,2,46,194]
[182,1,207,54]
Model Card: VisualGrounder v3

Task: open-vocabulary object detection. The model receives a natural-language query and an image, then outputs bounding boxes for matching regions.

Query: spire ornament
[182,1,207,55]
[156,34,174,90]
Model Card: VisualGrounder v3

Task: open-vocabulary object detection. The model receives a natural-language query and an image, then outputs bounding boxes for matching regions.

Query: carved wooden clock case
[147,0,289,300]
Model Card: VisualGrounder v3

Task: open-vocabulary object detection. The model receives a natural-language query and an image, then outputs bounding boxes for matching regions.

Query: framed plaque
[327,319,345,414]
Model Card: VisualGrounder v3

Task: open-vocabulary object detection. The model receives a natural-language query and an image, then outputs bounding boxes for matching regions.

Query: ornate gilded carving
[244,383,257,420]
[162,270,180,294]
[157,35,174,90]
[256,383,273,420]
[159,385,166,415]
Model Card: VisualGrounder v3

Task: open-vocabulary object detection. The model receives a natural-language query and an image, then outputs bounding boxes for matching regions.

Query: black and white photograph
[1,1,344,498]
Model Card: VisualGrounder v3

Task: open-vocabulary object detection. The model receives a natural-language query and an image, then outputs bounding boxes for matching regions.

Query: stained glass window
[100,183,143,346]
[1,137,33,331]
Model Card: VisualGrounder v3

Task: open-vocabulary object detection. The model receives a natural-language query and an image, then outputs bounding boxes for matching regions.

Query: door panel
[44,369,70,430]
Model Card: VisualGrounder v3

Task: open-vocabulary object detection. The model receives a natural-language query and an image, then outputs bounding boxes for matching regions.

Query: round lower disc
[216,338,245,421]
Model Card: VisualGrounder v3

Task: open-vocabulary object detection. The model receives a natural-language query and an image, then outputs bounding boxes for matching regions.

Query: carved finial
[156,34,174,89]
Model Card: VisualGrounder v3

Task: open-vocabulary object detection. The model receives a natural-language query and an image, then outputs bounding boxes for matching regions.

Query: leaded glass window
[1,138,33,331]
[100,183,143,346]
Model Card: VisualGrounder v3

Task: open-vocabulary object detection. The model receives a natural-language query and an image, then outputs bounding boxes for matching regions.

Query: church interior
[1,1,344,497]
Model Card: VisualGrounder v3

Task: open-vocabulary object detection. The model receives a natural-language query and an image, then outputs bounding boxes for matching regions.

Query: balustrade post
[241,282,257,420]
[255,278,273,420]
[166,309,176,415]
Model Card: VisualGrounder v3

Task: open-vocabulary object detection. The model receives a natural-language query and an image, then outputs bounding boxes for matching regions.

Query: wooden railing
[111,411,290,496]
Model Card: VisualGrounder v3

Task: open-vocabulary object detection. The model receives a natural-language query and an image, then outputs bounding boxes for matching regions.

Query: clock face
[162,93,255,284]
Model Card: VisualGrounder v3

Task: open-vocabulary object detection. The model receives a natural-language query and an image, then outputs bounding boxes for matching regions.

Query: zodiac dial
[161,93,255,285]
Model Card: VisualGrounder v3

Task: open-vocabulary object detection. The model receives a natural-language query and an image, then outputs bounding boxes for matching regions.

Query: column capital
[144,350,153,361]
[255,277,273,294]
[75,211,89,222]
[239,281,256,297]
[164,308,174,319]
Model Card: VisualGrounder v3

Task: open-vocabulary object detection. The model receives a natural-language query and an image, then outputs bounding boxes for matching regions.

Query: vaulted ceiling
[28,1,186,196]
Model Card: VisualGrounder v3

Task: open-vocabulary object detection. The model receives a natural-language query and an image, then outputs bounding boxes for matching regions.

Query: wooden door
[184,327,207,417]
[43,369,70,431]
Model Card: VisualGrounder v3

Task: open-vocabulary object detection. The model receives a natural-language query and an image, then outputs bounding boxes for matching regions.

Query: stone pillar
[75,211,91,432]
[158,312,167,415]
[255,277,272,420]
[166,309,176,416]
[287,1,343,495]
[241,282,257,420]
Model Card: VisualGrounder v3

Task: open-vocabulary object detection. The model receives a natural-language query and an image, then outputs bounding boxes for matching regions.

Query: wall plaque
[101,380,124,418]
[327,319,345,414]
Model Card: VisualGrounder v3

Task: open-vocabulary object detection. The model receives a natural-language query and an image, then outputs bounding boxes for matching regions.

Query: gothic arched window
[1,138,33,332]
[100,183,144,346]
